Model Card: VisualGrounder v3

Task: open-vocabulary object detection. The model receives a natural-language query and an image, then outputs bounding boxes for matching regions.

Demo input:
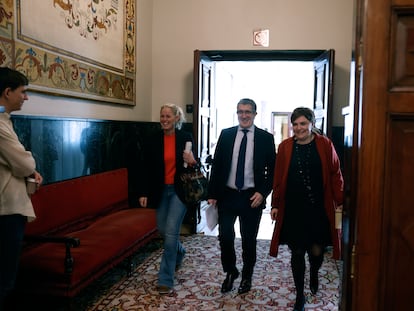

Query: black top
[280,140,331,247]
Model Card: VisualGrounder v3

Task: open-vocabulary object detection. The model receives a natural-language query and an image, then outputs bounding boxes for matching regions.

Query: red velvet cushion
[26,168,129,236]
[19,208,157,296]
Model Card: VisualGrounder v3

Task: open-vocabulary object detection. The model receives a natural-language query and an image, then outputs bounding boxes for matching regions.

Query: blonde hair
[160,103,186,130]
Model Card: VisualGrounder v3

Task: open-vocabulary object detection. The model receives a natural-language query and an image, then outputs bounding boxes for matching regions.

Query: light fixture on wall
[253,29,269,47]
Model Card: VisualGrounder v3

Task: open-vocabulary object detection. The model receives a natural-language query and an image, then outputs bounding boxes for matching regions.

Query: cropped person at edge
[137,103,197,295]
[0,67,43,310]
[269,107,343,311]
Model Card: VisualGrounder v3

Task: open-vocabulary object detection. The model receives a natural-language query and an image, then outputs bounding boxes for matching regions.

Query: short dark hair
[291,107,315,124]
[237,98,257,112]
[0,67,29,95]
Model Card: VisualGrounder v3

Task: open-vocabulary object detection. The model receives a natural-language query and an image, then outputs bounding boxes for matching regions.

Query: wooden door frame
[193,49,335,152]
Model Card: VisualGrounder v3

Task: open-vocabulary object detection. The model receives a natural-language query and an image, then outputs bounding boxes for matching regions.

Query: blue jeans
[156,185,187,288]
[0,214,27,310]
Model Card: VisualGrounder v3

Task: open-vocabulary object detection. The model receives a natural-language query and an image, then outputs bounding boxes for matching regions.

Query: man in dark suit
[207,98,276,294]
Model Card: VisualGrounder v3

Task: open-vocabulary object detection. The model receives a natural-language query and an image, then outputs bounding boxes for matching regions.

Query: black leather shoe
[310,271,319,295]
[238,279,251,294]
[221,271,239,293]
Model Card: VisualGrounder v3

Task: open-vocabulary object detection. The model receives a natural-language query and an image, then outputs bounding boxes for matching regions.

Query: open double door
[191,49,354,309]
[192,49,335,169]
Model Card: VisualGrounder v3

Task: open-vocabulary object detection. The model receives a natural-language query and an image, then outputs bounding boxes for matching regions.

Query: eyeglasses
[237,110,254,115]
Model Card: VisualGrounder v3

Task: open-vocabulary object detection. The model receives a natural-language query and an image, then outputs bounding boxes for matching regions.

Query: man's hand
[249,192,264,208]
[33,171,43,189]
[207,199,217,207]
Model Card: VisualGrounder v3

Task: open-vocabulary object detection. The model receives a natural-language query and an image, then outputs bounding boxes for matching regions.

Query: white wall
[18,0,354,126]
[152,0,354,126]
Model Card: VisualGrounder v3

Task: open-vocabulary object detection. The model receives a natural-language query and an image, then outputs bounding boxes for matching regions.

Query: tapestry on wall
[0,0,135,105]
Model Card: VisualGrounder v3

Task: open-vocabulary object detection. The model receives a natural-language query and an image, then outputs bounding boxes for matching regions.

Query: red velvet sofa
[15,168,157,298]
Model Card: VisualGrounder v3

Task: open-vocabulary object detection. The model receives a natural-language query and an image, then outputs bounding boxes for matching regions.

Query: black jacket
[137,129,194,208]
[208,126,276,204]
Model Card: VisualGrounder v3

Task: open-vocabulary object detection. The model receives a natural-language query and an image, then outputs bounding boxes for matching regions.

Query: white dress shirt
[227,126,255,190]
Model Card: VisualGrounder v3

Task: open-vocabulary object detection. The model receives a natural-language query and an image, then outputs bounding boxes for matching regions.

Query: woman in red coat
[269,107,343,311]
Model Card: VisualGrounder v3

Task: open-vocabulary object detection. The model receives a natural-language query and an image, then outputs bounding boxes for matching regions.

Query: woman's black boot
[310,268,319,295]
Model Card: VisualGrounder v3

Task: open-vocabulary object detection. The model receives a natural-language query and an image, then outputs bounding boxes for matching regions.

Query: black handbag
[178,164,208,206]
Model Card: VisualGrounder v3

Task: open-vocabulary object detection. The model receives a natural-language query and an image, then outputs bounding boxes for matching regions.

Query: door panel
[341,2,363,309]
[193,50,213,170]
[383,117,414,310]
[349,1,414,310]
[313,49,335,138]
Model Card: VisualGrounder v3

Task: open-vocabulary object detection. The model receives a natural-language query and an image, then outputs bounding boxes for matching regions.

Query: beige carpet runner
[89,235,341,310]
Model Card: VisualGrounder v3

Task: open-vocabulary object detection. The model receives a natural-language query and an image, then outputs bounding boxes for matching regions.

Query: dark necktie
[235,129,249,190]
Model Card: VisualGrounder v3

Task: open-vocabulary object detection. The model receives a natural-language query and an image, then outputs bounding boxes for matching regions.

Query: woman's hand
[270,207,278,221]
[183,150,197,166]
[335,205,343,229]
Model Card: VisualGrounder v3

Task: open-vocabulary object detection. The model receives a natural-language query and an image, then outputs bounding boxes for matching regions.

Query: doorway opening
[197,60,315,239]
[192,49,341,311]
